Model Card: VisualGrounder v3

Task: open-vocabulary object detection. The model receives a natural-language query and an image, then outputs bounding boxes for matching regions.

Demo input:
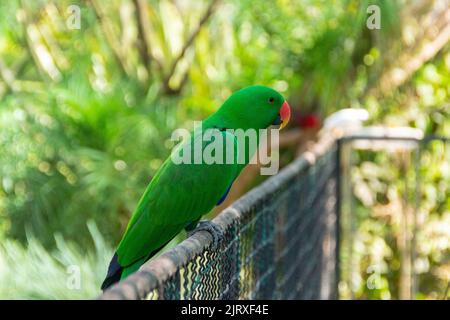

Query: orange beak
[279,100,291,130]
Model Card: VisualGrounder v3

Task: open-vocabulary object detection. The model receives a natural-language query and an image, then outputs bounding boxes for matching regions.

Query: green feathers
[102,86,288,289]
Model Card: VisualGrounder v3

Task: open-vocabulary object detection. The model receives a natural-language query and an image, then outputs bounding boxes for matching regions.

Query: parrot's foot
[187,220,224,250]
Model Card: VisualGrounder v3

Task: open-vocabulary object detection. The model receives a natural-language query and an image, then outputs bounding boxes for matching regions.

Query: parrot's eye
[268,97,275,104]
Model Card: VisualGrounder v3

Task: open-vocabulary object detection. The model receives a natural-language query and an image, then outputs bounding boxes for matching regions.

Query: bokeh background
[0,0,449,299]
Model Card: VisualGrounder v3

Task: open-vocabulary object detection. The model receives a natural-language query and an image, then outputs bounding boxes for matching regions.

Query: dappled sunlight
[0,0,449,300]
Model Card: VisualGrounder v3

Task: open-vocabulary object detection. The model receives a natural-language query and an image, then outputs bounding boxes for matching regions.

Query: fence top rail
[99,134,337,300]
[340,134,450,143]
[338,126,449,143]
[99,125,448,300]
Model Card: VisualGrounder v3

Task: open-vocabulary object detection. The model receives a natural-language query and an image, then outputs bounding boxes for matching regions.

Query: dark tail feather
[101,240,174,291]
[101,253,123,291]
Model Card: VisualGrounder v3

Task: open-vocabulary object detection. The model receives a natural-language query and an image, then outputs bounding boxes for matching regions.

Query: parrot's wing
[216,181,234,205]
[116,129,239,267]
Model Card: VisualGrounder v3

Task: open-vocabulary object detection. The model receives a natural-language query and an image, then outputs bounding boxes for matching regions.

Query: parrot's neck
[203,111,255,131]
[200,111,264,171]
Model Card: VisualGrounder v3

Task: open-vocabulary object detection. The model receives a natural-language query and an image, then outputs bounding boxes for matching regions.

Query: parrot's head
[212,85,291,131]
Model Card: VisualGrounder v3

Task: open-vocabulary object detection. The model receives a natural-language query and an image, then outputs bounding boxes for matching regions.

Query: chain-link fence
[338,132,450,299]
[100,135,340,300]
[100,128,449,300]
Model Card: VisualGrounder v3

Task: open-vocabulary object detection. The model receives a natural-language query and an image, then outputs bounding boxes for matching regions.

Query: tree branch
[371,7,450,97]
[0,54,29,99]
[162,0,220,94]
[88,0,132,77]
[17,0,61,82]
[132,0,160,76]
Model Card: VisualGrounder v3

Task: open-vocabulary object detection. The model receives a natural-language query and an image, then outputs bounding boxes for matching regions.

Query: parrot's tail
[101,243,169,291]
[101,253,123,290]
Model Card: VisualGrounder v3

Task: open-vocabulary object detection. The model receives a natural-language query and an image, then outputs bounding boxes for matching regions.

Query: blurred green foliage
[0,221,113,299]
[0,0,448,299]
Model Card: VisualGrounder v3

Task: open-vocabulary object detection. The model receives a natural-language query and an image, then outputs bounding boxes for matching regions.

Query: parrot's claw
[187,220,224,250]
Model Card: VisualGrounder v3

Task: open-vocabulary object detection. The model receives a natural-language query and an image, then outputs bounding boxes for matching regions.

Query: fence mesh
[338,134,450,299]
[99,131,449,300]
[100,136,339,300]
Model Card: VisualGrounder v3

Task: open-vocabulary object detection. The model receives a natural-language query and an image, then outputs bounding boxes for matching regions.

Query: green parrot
[101,85,291,290]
